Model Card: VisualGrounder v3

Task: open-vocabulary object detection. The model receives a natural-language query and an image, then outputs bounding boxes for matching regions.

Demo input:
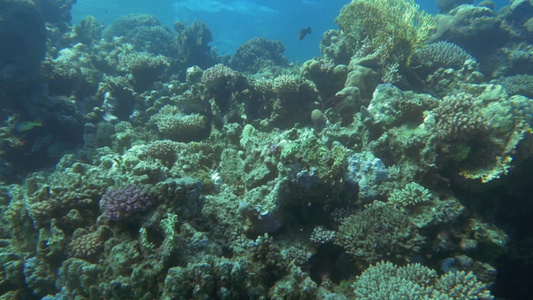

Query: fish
[298,26,312,40]
[15,120,42,132]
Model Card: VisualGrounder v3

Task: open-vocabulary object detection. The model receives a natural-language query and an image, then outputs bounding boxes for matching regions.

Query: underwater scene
[1,0,533,299]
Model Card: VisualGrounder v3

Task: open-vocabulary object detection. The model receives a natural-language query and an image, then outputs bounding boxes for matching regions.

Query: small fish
[15,120,42,132]
[298,26,312,40]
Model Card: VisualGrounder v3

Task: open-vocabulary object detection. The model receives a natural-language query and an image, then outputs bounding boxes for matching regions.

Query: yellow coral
[335,0,436,66]
[459,122,533,183]
[459,155,513,183]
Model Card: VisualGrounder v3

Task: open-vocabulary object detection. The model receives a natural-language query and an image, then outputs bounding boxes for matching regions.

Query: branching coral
[334,201,424,267]
[433,92,487,141]
[352,261,494,299]
[335,0,436,67]
[150,105,209,142]
[388,182,433,209]
[146,139,178,166]
[411,41,476,75]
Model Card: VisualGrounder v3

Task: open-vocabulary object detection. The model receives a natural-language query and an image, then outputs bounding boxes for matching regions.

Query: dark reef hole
[308,244,356,284]
[449,156,533,299]
[491,157,533,299]
[282,187,353,229]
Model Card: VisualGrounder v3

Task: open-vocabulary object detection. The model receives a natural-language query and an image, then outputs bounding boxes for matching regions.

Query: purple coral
[99,185,152,220]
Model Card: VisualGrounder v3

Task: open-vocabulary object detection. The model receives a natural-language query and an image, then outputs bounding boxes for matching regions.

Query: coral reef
[99,185,152,221]
[335,0,435,68]
[335,202,424,268]
[0,0,532,299]
[437,0,474,13]
[352,261,493,299]
[230,37,289,73]
[411,41,476,77]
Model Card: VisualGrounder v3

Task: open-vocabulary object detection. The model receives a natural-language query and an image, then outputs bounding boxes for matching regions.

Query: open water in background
[72,0,511,63]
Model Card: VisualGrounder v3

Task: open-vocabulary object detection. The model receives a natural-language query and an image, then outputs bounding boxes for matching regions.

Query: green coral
[335,201,424,267]
[352,261,494,299]
[388,182,433,209]
[150,105,209,141]
[335,0,435,66]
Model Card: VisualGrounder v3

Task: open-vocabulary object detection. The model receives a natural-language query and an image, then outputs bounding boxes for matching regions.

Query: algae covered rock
[367,84,439,127]
[434,5,508,56]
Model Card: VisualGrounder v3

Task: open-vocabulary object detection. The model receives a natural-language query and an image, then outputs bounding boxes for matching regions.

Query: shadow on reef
[490,157,533,299]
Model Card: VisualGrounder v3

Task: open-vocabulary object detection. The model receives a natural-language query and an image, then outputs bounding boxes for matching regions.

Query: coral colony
[0,0,532,299]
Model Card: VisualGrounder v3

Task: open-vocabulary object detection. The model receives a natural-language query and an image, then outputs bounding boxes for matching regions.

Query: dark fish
[298,26,312,40]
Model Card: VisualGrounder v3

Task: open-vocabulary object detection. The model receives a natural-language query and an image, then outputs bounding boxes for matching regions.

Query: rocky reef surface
[1,0,533,299]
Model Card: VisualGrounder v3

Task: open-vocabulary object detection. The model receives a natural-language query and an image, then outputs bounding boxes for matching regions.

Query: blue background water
[72,0,511,63]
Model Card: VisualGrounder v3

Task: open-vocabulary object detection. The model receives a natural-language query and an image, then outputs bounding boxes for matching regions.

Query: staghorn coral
[433,92,487,141]
[335,0,435,67]
[435,270,494,299]
[309,226,336,245]
[388,182,433,209]
[334,201,424,267]
[411,41,476,76]
[352,261,493,299]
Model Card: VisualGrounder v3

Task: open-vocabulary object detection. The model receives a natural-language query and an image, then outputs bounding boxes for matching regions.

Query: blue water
[72,0,345,62]
[72,0,510,63]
